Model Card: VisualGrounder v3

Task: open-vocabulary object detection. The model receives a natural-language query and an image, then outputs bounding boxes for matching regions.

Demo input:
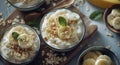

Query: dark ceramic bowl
[0,24,40,64]
[40,8,86,52]
[104,4,120,34]
[77,46,120,65]
[7,0,44,11]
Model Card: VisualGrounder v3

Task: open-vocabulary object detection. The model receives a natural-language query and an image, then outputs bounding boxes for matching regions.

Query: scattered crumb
[42,50,67,65]
[74,0,85,6]
[117,42,120,47]
[7,3,11,7]
[42,50,45,56]
[86,5,90,12]
[105,45,111,49]
[16,16,20,19]
[106,32,113,37]
[0,13,2,16]
[52,3,56,6]
[5,1,8,4]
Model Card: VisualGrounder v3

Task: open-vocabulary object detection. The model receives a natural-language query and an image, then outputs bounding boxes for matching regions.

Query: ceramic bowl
[40,8,86,52]
[103,4,120,34]
[0,24,40,64]
[77,46,120,65]
[7,0,44,11]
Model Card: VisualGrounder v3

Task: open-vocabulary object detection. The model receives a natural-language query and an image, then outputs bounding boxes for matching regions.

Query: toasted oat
[105,45,111,49]
[106,32,113,37]
[117,42,120,47]
[86,5,90,11]
[0,13,2,16]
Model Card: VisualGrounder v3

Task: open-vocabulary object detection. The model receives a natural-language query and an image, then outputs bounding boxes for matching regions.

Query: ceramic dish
[7,0,44,11]
[40,8,85,52]
[0,24,40,64]
[104,4,120,34]
[77,46,120,65]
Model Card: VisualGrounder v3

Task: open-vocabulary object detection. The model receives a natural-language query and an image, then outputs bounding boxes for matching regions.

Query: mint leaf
[89,11,103,21]
[58,16,67,26]
[12,32,19,40]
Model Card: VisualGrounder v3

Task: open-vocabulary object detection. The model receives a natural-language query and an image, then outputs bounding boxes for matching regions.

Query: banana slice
[111,9,120,16]
[95,59,110,65]
[17,33,33,48]
[83,51,99,60]
[107,14,115,26]
[83,58,95,65]
[58,26,72,40]
[112,17,120,30]
[97,55,112,64]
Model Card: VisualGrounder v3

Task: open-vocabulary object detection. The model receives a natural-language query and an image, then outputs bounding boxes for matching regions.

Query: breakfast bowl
[40,8,85,52]
[7,0,44,11]
[77,46,120,65]
[104,4,120,34]
[0,24,40,64]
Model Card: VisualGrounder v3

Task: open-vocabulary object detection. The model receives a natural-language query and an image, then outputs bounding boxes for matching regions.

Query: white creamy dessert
[8,0,43,8]
[41,9,85,49]
[0,25,40,64]
[107,9,120,30]
[82,51,112,65]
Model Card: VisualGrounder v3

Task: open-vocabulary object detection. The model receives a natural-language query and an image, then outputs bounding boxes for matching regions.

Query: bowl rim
[0,24,41,64]
[103,4,120,34]
[77,46,120,65]
[39,8,86,52]
[7,0,44,11]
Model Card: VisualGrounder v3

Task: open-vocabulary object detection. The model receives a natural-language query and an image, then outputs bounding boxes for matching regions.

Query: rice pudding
[41,9,85,49]
[0,24,40,64]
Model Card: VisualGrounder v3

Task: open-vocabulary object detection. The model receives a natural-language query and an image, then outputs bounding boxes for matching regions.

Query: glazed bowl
[40,8,85,52]
[0,24,40,64]
[7,0,44,11]
[77,46,120,65]
[103,4,120,34]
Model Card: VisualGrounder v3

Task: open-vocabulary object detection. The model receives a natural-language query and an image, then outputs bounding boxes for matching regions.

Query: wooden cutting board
[0,1,97,65]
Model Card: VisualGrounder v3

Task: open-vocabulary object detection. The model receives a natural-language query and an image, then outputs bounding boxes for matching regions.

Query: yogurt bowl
[7,0,44,11]
[40,9,85,52]
[0,24,40,64]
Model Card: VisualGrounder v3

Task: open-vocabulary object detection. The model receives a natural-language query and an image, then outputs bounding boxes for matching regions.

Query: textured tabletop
[0,0,120,65]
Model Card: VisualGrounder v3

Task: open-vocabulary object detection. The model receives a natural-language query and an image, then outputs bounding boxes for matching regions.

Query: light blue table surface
[0,0,120,65]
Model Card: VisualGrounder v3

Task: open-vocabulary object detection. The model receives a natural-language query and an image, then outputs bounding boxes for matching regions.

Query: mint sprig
[58,16,67,27]
[12,32,19,40]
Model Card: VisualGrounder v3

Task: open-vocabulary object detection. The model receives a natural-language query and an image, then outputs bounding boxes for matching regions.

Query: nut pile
[42,50,67,65]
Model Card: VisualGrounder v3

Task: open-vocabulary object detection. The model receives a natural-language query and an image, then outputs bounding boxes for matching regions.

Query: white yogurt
[41,9,85,49]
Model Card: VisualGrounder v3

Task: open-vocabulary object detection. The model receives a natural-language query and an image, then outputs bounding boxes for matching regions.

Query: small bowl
[103,4,120,34]
[7,0,44,11]
[77,46,120,65]
[0,24,40,64]
[40,9,85,52]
